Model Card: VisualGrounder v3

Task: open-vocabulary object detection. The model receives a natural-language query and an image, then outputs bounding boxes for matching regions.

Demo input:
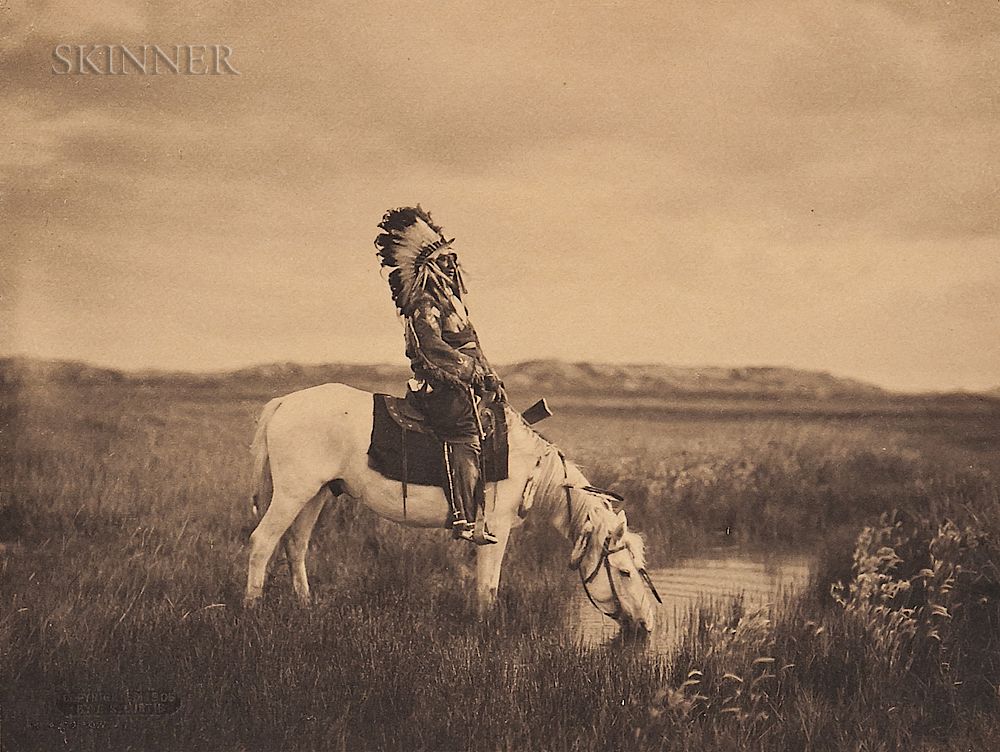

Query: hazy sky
[2,1,998,391]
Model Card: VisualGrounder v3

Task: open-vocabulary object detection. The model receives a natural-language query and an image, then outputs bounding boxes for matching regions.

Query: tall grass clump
[637,495,1000,751]
[832,504,1000,710]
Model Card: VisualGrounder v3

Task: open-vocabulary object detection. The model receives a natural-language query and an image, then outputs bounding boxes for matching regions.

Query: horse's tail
[250,397,282,520]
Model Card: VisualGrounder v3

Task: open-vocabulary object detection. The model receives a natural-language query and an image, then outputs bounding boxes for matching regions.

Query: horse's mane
[528,445,589,533]
[504,405,647,568]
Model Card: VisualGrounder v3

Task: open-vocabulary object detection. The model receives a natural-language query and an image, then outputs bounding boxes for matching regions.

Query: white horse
[245,383,660,632]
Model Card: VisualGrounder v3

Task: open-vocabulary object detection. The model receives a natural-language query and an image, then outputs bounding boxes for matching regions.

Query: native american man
[374,207,505,545]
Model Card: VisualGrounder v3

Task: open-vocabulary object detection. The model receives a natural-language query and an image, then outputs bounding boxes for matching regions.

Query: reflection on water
[570,550,813,654]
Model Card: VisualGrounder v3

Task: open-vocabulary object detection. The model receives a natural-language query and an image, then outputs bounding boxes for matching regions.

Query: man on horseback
[374,206,505,545]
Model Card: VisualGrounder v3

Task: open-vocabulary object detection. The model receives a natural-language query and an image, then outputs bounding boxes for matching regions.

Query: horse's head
[567,490,660,634]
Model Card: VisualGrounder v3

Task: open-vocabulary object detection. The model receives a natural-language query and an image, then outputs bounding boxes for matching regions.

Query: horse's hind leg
[283,489,329,606]
[245,487,318,607]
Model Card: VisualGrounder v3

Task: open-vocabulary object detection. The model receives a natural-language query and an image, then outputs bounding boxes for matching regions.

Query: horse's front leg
[474,517,512,615]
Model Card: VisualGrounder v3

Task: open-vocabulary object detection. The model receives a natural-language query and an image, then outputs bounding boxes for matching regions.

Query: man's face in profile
[438,253,460,287]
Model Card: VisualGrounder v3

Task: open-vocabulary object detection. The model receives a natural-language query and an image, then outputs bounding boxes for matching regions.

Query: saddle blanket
[367,393,509,487]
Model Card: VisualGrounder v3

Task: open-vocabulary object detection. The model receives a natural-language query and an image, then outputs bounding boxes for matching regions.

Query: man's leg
[447,438,481,524]
[443,441,474,533]
[447,438,497,545]
[422,383,496,544]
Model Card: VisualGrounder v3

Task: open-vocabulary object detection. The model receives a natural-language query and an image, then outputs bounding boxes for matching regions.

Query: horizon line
[2,352,995,397]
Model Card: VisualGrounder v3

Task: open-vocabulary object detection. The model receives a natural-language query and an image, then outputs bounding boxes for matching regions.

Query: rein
[580,536,628,620]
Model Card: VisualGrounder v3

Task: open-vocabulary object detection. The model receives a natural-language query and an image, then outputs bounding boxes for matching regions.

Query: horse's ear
[568,519,595,570]
[613,510,627,539]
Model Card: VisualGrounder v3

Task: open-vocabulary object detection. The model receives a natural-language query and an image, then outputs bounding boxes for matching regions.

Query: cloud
[2,0,998,389]
[0,0,148,53]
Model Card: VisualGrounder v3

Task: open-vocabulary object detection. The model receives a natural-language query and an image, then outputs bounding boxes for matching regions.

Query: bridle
[579,534,630,620]
[554,453,663,620]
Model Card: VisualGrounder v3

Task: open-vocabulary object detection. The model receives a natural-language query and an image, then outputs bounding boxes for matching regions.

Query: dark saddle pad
[368,393,509,487]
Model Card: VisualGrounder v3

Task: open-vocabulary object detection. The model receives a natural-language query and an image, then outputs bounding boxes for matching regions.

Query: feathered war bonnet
[374,206,466,315]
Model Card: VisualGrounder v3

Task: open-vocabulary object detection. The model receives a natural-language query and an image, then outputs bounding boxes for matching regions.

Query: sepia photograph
[2,1,1000,750]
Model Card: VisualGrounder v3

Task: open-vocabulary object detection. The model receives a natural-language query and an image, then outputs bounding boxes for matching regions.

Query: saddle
[367,393,509,489]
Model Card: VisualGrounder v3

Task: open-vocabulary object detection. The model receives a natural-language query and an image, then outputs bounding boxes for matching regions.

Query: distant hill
[0,355,896,401]
[500,360,887,400]
[0,356,127,386]
[0,357,407,396]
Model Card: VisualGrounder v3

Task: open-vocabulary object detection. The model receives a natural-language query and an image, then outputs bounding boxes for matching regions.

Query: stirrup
[449,516,474,539]
[453,527,475,542]
[472,514,497,546]
[454,527,498,545]
[472,529,498,546]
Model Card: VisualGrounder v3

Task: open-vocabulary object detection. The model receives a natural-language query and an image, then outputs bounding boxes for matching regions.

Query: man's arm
[409,301,477,385]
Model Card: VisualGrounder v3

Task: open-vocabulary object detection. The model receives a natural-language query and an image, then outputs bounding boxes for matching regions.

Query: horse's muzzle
[620,613,654,636]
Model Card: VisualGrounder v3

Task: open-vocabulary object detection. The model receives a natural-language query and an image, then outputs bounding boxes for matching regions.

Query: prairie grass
[1,376,999,750]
